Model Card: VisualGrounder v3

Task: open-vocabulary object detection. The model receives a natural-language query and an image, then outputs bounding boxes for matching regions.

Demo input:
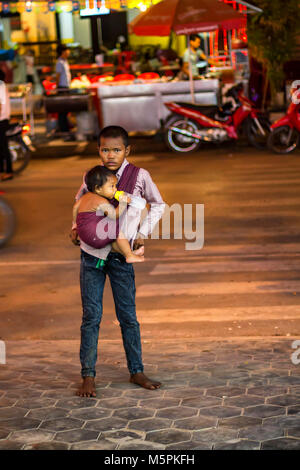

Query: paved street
[0,140,300,449]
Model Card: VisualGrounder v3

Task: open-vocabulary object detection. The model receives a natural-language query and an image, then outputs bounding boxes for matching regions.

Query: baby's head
[85,165,117,200]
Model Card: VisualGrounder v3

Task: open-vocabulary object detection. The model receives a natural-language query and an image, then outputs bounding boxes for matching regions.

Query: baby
[73,165,144,263]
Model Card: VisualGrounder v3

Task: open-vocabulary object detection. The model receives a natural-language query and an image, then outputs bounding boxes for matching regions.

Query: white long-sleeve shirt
[73,158,166,260]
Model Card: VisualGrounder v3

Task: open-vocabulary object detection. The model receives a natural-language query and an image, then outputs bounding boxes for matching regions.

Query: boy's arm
[72,200,80,226]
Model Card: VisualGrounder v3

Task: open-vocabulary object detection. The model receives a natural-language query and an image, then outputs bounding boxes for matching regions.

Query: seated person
[73,165,144,264]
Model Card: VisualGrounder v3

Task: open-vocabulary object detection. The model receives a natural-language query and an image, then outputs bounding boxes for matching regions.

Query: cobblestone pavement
[0,338,300,450]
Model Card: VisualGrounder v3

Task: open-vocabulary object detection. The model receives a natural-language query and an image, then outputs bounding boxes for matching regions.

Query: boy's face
[95,175,118,199]
[99,136,130,172]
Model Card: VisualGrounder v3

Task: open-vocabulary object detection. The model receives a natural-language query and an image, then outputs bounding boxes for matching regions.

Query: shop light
[138,2,147,11]
[25,1,33,12]
[2,2,10,13]
[48,0,56,11]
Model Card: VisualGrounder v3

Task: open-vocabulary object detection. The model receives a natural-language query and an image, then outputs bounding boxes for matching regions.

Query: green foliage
[247,0,300,97]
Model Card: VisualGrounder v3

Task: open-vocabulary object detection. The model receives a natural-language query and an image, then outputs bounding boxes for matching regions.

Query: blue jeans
[79,249,144,378]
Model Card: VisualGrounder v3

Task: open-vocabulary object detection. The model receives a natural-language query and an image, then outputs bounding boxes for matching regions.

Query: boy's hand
[133,233,145,251]
[70,228,80,246]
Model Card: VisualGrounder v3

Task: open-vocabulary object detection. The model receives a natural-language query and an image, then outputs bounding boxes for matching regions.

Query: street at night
[1,141,300,450]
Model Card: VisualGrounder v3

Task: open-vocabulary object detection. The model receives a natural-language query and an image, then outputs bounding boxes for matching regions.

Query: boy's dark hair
[190,34,200,42]
[98,126,129,148]
[85,165,115,193]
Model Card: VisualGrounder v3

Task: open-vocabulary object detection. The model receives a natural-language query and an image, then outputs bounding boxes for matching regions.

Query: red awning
[129,0,247,36]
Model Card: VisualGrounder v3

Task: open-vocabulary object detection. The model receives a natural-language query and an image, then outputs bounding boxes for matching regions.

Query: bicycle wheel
[0,197,16,247]
[9,138,31,174]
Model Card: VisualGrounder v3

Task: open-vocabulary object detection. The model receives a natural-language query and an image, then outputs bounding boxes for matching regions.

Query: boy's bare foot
[76,377,96,397]
[126,253,144,263]
[133,246,144,256]
[130,372,161,390]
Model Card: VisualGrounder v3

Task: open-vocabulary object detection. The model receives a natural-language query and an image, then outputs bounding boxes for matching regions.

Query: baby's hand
[119,194,131,204]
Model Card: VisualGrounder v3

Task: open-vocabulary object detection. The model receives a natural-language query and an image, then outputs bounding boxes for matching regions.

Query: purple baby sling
[76,163,140,249]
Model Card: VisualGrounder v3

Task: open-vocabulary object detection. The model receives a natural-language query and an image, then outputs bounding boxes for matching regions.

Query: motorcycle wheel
[8,138,31,174]
[246,116,271,150]
[267,126,299,154]
[165,116,201,153]
[0,197,16,248]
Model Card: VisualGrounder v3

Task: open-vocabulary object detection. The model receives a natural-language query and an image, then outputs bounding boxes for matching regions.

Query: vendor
[55,44,71,133]
[182,34,218,79]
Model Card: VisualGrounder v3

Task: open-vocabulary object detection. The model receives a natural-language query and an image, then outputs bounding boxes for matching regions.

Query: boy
[71,126,165,397]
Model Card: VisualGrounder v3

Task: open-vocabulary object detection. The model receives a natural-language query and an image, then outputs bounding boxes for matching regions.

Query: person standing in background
[55,44,71,133]
[24,49,35,85]
[0,70,13,181]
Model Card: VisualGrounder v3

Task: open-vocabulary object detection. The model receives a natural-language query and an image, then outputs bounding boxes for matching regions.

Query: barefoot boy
[71,126,165,397]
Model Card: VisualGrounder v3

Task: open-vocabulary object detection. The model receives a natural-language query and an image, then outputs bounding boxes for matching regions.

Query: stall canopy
[129,0,247,36]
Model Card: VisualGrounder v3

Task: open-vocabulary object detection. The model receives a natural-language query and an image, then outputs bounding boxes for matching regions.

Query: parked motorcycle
[0,191,16,248]
[267,95,300,154]
[7,122,35,174]
[164,82,270,153]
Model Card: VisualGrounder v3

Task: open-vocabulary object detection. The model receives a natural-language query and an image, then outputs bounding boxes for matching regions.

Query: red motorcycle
[164,82,270,153]
[267,92,300,154]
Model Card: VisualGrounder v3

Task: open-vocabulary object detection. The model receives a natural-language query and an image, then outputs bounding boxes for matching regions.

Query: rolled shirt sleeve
[135,169,166,238]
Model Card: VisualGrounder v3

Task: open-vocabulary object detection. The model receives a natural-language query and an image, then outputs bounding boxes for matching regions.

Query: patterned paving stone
[9,429,55,444]
[128,418,172,432]
[200,406,242,419]
[243,405,285,418]
[173,416,217,431]
[264,415,300,429]
[210,369,249,379]
[189,377,226,388]
[108,383,140,390]
[103,430,142,441]
[218,416,262,429]
[206,386,246,398]
[118,439,165,450]
[0,428,11,439]
[40,390,75,398]
[266,395,300,406]
[54,428,99,443]
[286,427,300,438]
[166,440,211,450]
[270,376,300,386]
[229,378,267,387]
[224,395,264,407]
[0,398,18,407]
[138,398,180,409]
[84,417,127,432]
[0,407,28,420]
[94,389,124,399]
[15,398,57,409]
[55,397,98,409]
[70,407,111,420]
[157,406,198,420]
[193,427,238,443]
[287,404,300,415]
[123,388,165,399]
[97,398,138,409]
[23,441,70,450]
[164,388,205,399]
[0,418,41,431]
[71,439,117,450]
[214,440,260,450]
[237,362,271,371]
[238,424,284,441]
[40,417,84,432]
[26,407,70,420]
[113,407,155,421]
[146,429,192,445]
[247,386,288,397]
[182,396,222,408]
[0,440,25,450]
[261,438,300,450]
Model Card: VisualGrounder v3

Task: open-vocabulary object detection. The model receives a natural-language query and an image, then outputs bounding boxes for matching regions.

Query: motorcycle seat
[175,102,220,117]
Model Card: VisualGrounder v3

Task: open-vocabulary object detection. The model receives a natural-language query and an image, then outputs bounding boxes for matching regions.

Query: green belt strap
[96,259,105,268]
